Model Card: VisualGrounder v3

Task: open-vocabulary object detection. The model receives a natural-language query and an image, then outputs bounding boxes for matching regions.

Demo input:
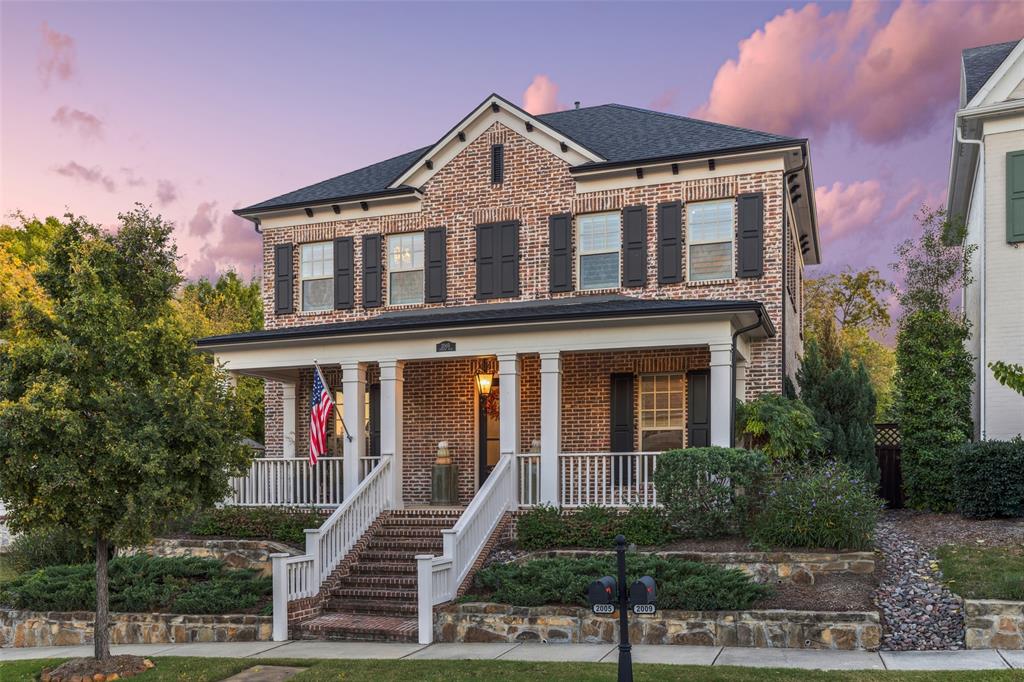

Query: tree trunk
[94,534,110,661]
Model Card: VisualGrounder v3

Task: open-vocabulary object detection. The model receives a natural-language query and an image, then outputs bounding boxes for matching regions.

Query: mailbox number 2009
[632,604,656,615]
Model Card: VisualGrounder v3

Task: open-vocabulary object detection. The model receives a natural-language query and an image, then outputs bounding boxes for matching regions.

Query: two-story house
[197,94,819,643]
[948,38,1024,441]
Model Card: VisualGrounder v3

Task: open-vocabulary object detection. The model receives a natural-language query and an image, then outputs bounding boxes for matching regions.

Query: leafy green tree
[0,213,63,339]
[0,206,251,661]
[735,394,821,461]
[797,338,879,484]
[990,361,1024,396]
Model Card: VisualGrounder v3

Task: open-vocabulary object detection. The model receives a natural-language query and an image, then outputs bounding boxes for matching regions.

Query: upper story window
[388,232,424,305]
[577,212,621,290]
[491,144,505,184]
[300,242,333,311]
[687,199,734,282]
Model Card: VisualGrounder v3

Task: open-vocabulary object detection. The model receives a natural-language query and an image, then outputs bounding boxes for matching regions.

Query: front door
[478,378,500,486]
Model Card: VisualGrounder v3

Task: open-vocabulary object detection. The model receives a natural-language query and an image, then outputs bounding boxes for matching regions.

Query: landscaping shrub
[955,438,1024,519]
[736,395,822,462]
[750,460,881,551]
[0,555,270,613]
[474,555,769,610]
[516,505,675,550]
[654,447,769,538]
[6,528,94,573]
[188,506,321,546]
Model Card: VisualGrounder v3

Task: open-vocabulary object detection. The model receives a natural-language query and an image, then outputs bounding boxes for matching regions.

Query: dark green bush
[515,505,675,550]
[7,528,94,573]
[653,447,769,538]
[0,555,270,613]
[736,395,822,461]
[474,555,769,610]
[750,460,881,551]
[188,506,321,546]
[955,438,1024,519]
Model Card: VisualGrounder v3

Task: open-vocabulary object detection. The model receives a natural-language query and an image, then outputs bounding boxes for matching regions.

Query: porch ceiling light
[475,371,494,396]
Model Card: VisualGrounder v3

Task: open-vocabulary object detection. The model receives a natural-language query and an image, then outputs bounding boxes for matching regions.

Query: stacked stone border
[965,600,1024,649]
[119,538,301,576]
[436,603,881,650]
[514,549,876,585]
[1,610,272,648]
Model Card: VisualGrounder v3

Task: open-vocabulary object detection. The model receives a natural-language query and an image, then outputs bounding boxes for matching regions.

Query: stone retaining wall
[965,600,1024,649]
[0,610,272,648]
[436,603,881,650]
[118,538,300,576]
[517,550,876,585]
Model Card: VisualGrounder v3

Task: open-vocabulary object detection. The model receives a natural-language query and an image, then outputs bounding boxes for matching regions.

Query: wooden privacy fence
[875,423,903,509]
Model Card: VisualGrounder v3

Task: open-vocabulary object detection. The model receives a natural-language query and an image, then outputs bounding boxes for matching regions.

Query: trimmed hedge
[955,438,1024,519]
[0,555,271,614]
[187,506,321,546]
[516,505,675,550]
[473,555,769,610]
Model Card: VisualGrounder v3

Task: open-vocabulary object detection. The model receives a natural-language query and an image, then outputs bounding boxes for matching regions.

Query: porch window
[387,232,424,305]
[577,212,620,290]
[639,373,685,451]
[300,242,333,311]
[687,199,734,281]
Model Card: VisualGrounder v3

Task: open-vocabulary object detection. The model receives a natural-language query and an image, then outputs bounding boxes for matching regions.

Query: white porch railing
[516,454,540,506]
[227,457,343,507]
[417,453,516,644]
[359,455,380,481]
[269,456,392,641]
[560,452,660,508]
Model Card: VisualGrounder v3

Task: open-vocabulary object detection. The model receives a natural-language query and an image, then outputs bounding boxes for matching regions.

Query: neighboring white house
[948,38,1024,441]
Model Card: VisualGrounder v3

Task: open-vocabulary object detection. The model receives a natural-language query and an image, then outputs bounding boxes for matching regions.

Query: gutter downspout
[956,117,984,440]
[730,310,767,447]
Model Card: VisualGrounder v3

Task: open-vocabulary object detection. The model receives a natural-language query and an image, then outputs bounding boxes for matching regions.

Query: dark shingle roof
[237,100,799,214]
[196,296,773,347]
[963,39,1021,104]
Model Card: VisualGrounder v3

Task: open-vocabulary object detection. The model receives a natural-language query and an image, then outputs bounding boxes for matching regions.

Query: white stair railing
[416,453,515,644]
[270,456,392,641]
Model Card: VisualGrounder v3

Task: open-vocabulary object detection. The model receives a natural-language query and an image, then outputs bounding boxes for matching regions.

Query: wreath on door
[484,386,500,419]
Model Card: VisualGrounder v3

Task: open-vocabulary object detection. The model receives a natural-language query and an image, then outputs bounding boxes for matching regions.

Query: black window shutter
[491,144,505,184]
[497,221,520,297]
[548,213,573,292]
[476,221,519,299]
[622,205,647,287]
[362,233,382,308]
[274,243,293,315]
[687,370,710,447]
[475,223,496,299]
[333,237,354,310]
[656,201,683,284]
[425,227,447,303]
[737,193,764,278]
[610,372,635,484]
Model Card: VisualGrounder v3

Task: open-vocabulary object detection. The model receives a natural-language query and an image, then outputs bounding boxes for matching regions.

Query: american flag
[309,365,335,466]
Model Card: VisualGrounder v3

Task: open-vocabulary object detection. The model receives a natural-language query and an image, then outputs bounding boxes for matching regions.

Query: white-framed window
[639,373,685,451]
[687,199,735,282]
[300,242,333,311]
[577,211,620,290]
[387,232,424,305]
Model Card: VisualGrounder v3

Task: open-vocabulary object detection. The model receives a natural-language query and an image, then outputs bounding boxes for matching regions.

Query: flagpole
[314,361,353,443]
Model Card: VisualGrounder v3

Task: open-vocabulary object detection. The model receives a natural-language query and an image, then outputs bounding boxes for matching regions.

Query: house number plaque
[436,340,456,352]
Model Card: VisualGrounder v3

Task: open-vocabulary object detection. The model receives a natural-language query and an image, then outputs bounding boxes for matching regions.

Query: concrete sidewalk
[1,642,1021,671]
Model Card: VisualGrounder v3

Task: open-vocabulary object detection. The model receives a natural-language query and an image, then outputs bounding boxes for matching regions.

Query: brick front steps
[295,509,462,642]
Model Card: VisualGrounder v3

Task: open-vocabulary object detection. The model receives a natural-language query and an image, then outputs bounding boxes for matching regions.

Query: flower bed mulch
[760,572,878,612]
[42,655,153,682]
[885,509,1024,550]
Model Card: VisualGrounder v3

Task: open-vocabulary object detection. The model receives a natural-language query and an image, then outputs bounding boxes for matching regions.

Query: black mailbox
[587,575,617,606]
[629,576,656,606]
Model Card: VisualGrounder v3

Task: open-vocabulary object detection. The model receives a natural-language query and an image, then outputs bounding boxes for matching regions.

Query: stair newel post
[416,554,434,645]
[305,528,322,585]
[270,552,290,642]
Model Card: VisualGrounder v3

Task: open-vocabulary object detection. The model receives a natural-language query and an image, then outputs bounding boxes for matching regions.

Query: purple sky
[3,1,1023,289]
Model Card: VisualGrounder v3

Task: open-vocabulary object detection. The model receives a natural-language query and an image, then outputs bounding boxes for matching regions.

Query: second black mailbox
[629,576,657,606]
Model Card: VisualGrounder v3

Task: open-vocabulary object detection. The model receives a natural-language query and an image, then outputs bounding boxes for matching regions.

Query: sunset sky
[2,0,1023,288]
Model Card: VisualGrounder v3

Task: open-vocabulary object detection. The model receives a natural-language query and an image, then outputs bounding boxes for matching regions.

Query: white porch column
[539,351,561,506]
[497,354,520,458]
[709,342,733,447]
[341,362,367,498]
[380,359,405,509]
[281,381,297,458]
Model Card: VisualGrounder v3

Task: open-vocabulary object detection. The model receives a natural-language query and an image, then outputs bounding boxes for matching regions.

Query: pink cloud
[696,0,1024,144]
[53,161,115,192]
[185,212,262,280]
[815,180,885,242]
[522,75,563,115]
[51,106,103,139]
[188,201,217,237]
[38,22,75,87]
[156,179,178,206]
[649,88,680,112]
[120,167,145,187]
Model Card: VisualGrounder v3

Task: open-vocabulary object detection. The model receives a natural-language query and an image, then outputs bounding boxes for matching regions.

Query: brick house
[197,94,820,642]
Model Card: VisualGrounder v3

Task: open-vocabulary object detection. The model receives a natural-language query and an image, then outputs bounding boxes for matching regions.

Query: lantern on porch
[474,370,494,396]
[432,440,458,506]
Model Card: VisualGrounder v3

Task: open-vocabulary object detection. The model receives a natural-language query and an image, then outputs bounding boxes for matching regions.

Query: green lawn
[936,544,1024,600]
[0,657,1021,682]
